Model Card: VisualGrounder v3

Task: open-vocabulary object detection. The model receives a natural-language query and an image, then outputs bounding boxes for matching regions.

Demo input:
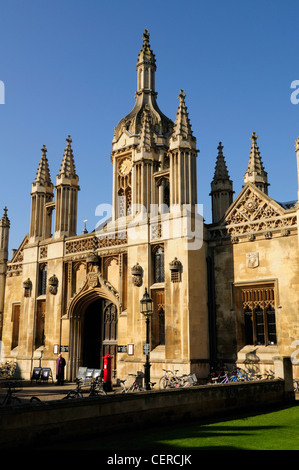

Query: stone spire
[212,142,231,181]
[171,90,195,145]
[138,104,155,152]
[168,90,198,206]
[136,28,156,95]
[210,142,234,223]
[55,135,80,238]
[58,135,77,179]
[34,145,52,186]
[244,132,268,194]
[169,90,196,151]
[30,145,54,241]
[0,207,10,261]
[113,29,173,142]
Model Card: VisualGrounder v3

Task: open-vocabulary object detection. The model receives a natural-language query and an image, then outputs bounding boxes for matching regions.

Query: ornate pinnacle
[34,144,52,186]
[58,135,77,178]
[0,206,10,227]
[171,89,194,141]
[246,132,266,175]
[213,142,230,182]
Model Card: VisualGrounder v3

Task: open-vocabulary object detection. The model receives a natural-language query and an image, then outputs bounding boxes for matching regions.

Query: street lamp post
[140,288,153,390]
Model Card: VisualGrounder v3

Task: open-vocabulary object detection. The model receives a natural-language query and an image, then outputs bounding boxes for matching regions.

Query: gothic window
[103,302,117,342]
[39,264,47,295]
[11,304,20,350]
[244,307,253,345]
[164,181,170,208]
[158,308,165,345]
[151,289,165,349]
[240,285,277,346]
[266,306,277,345]
[118,187,132,217]
[35,300,46,349]
[153,245,165,283]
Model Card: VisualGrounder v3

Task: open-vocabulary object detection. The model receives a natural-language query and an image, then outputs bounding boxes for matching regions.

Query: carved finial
[217,141,224,154]
[0,206,10,227]
[179,89,186,100]
[143,29,150,44]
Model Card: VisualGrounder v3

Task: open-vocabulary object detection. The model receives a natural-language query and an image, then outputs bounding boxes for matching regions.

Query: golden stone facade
[0,31,298,383]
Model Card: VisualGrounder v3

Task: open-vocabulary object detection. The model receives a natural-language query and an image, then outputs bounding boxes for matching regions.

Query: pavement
[0,379,119,404]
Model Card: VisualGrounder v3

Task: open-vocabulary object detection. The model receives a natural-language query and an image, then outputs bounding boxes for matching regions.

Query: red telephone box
[103,353,113,391]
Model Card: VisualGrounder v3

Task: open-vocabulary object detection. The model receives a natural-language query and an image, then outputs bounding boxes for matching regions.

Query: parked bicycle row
[206,367,275,384]
[158,369,198,389]
[0,381,42,406]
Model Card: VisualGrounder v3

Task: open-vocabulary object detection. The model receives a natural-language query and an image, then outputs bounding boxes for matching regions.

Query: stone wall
[0,379,291,449]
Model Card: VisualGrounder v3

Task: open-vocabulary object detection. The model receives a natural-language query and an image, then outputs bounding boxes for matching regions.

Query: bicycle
[159,369,181,389]
[179,373,198,387]
[63,378,83,399]
[0,381,22,406]
[119,375,155,393]
[121,374,142,393]
[89,376,107,396]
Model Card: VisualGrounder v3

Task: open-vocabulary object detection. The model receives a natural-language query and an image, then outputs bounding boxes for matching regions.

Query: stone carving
[246,252,259,268]
[65,233,127,255]
[131,262,143,286]
[87,272,99,288]
[23,278,32,297]
[48,274,58,294]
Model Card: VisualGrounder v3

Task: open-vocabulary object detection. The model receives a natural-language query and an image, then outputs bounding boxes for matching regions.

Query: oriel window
[240,285,277,346]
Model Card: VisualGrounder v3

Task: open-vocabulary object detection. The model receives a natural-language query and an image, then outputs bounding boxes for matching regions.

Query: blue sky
[0,0,299,255]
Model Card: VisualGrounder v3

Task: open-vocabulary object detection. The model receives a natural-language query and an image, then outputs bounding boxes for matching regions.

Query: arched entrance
[82,299,118,370]
[68,275,119,380]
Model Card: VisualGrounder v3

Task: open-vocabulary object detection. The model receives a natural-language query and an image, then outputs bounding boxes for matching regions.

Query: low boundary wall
[0,379,293,449]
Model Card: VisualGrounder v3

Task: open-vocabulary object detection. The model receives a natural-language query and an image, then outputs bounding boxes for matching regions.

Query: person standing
[56,353,66,385]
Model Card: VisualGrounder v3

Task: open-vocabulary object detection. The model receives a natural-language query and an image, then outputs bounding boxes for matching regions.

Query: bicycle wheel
[8,396,22,405]
[30,396,41,403]
[159,376,168,389]
[64,391,83,399]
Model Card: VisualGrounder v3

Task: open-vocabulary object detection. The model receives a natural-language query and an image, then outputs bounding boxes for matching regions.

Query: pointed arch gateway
[68,272,120,380]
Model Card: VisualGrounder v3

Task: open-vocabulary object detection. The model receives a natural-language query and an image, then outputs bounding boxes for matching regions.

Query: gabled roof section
[224,183,284,226]
[9,233,29,263]
[208,183,297,242]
